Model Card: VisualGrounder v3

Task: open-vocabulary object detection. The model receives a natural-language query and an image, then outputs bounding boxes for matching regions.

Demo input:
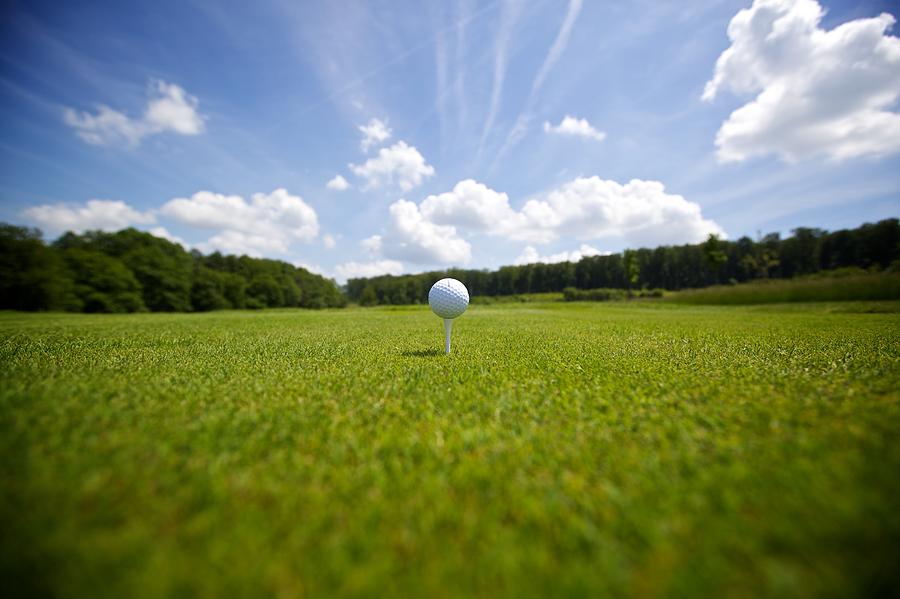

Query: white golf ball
[428,278,469,319]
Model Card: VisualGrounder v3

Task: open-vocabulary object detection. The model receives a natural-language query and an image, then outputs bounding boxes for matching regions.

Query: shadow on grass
[401,348,444,358]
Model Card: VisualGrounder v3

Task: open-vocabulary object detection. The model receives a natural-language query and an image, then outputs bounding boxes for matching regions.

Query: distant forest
[0,225,345,312]
[346,219,899,305]
[1,219,898,312]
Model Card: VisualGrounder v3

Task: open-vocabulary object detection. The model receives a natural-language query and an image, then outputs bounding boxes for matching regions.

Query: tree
[61,248,145,313]
[0,225,75,311]
[702,233,728,279]
[623,250,640,290]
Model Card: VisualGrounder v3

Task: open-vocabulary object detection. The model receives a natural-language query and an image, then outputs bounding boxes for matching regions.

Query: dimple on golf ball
[428,278,469,319]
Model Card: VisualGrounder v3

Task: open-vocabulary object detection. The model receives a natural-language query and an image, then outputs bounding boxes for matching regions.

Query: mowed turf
[1,302,899,597]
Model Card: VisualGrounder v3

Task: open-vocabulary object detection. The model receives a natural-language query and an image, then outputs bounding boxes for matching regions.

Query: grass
[667,272,900,305]
[1,302,899,597]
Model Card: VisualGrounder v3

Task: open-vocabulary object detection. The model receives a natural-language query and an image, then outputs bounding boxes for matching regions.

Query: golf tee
[444,318,453,354]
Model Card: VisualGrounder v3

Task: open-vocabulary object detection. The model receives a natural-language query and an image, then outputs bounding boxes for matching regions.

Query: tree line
[0,225,345,312]
[346,219,899,305]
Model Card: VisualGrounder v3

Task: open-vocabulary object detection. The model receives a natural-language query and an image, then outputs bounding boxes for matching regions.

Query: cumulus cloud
[64,81,205,146]
[322,233,337,249]
[335,259,405,281]
[149,226,188,248]
[420,179,519,235]
[23,199,155,234]
[417,177,723,246]
[326,175,350,191]
[161,188,318,256]
[362,200,471,265]
[514,244,607,265]
[359,177,720,269]
[294,261,325,275]
[349,141,435,191]
[703,0,900,162]
[543,115,606,142]
[358,118,392,152]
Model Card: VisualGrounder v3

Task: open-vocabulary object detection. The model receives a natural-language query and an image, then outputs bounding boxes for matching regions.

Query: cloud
[197,230,288,257]
[420,179,520,235]
[543,115,606,142]
[335,259,405,281]
[349,141,436,191]
[703,0,900,162]
[395,177,724,246]
[64,81,205,146]
[23,199,155,234]
[326,174,351,191]
[514,244,607,265]
[358,118,392,152]
[161,188,319,256]
[494,0,583,160]
[149,226,189,248]
[362,199,471,265]
[322,233,337,249]
[531,0,583,98]
[294,261,325,275]
[480,0,522,152]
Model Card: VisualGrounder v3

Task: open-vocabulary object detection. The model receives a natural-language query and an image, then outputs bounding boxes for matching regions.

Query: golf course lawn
[2,302,899,597]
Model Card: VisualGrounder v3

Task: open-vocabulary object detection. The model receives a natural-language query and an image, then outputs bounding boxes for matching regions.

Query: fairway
[2,302,899,597]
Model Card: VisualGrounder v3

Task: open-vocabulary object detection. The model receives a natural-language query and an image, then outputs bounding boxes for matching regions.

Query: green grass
[667,272,900,305]
[2,303,899,597]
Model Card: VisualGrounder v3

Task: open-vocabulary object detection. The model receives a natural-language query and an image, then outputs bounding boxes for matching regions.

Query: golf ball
[428,278,469,319]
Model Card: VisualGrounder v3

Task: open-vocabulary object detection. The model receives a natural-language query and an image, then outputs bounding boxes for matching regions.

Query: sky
[1,0,898,282]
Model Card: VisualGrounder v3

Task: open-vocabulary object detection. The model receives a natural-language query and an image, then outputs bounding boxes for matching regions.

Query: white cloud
[197,230,288,257]
[335,259,405,281]
[64,81,205,146]
[161,188,319,256]
[703,0,900,162]
[326,175,350,191]
[149,226,188,248]
[388,177,723,247]
[480,0,522,152]
[518,177,724,246]
[293,261,325,275]
[514,244,608,265]
[358,118,392,152]
[362,199,471,265]
[349,141,435,191]
[322,233,337,249]
[496,0,584,159]
[23,199,155,234]
[543,115,606,142]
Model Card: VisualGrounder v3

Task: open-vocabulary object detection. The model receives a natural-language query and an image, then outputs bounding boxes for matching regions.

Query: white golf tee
[444,318,453,354]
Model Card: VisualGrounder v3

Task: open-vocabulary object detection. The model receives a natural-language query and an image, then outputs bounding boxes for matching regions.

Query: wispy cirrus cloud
[479,0,523,154]
[495,0,584,160]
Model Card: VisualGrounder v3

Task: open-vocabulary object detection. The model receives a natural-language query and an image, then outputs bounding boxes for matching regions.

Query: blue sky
[1,0,898,280]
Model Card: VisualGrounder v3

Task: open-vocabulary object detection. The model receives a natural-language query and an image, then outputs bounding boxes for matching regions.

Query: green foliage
[1,303,898,596]
[61,248,145,313]
[1,225,345,312]
[247,275,285,308]
[562,287,664,301]
[668,271,900,304]
[346,219,900,305]
[0,224,75,311]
